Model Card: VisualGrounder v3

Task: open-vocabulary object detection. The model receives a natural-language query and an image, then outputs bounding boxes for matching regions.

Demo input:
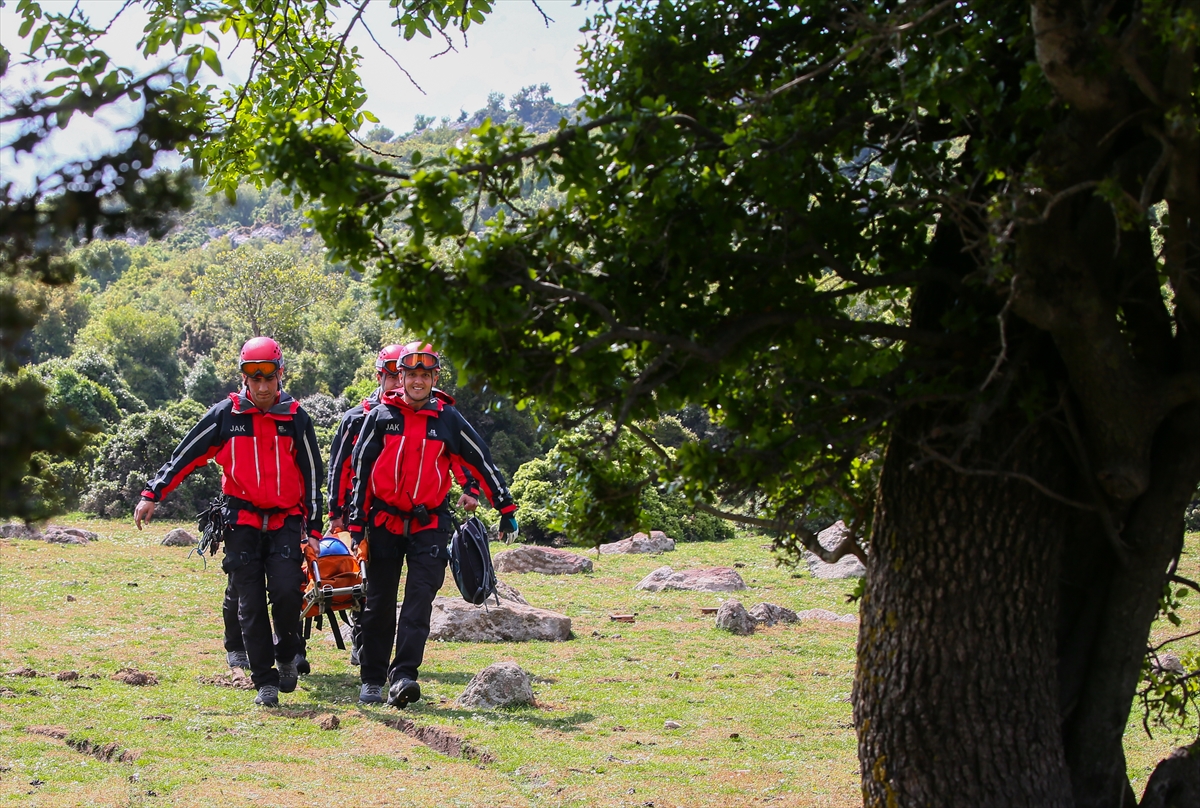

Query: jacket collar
[231,389,298,416]
[381,388,443,415]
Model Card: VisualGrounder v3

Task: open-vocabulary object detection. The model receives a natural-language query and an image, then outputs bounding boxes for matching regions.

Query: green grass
[0,520,1195,807]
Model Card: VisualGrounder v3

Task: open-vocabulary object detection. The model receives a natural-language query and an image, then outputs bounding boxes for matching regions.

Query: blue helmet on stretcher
[319,536,351,557]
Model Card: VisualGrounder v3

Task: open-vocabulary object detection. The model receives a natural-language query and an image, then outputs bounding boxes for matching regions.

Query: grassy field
[0,519,1195,808]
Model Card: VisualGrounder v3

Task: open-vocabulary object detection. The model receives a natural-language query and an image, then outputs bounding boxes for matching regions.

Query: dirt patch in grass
[25,725,69,739]
[198,672,254,690]
[3,666,40,677]
[111,667,158,686]
[383,716,495,763]
[67,736,138,763]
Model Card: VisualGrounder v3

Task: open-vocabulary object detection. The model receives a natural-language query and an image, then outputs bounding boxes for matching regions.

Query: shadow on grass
[419,669,473,686]
[297,672,361,703]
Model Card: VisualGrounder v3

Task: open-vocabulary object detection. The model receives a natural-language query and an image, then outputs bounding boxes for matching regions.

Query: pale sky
[0,0,595,191]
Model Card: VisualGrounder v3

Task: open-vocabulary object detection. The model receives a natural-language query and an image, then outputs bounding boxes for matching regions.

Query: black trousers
[222,578,306,658]
[221,516,305,688]
[358,521,450,686]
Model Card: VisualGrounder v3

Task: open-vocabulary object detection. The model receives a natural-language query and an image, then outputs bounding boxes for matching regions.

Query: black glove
[499,513,519,538]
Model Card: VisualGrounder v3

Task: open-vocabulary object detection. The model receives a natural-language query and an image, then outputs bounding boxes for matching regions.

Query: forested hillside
[12,85,731,545]
[11,89,573,520]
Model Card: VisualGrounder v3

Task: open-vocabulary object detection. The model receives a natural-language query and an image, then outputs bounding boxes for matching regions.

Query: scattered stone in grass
[0,522,41,539]
[612,725,627,732]
[494,578,529,605]
[26,726,69,739]
[382,717,495,763]
[316,713,340,730]
[0,687,16,698]
[635,566,746,592]
[68,684,92,690]
[729,732,741,739]
[734,562,745,568]
[668,671,680,679]
[161,528,197,547]
[4,667,39,678]
[43,527,97,545]
[66,595,76,602]
[748,603,799,626]
[664,720,682,729]
[493,545,593,575]
[142,715,171,721]
[112,668,157,686]
[87,673,101,679]
[715,599,756,635]
[55,671,79,681]
[459,661,535,709]
[126,582,138,587]
[197,673,255,690]
[795,608,858,624]
[67,737,138,763]
[1152,653,1185,675]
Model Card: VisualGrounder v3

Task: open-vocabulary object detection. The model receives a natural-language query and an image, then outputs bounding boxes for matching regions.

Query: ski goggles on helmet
[394,352,440,371]
[240,360,281,379]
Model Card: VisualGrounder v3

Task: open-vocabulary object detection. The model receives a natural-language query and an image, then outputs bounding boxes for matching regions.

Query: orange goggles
[397,352,440,370]
[240,360,280,378]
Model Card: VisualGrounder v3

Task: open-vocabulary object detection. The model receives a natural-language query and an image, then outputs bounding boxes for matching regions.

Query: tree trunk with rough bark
[856,405,1077,806]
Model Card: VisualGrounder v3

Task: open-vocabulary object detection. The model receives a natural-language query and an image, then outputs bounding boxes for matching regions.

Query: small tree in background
[192,245,337,347]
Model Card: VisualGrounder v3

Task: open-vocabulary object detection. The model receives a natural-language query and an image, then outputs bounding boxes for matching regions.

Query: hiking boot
[254,685,279,707]
[278,660,298,694]
[358,683,384,704]
[295,652,310,676]
[387,677,421,708]
[226,651,250,669]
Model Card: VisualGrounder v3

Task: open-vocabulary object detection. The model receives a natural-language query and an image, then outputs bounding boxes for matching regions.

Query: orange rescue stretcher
[301,533,368,651]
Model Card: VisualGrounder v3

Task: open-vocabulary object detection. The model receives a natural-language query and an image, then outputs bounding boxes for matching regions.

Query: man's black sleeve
[326,407,361,520]
[293,408,325,539]
[347,408,386,533]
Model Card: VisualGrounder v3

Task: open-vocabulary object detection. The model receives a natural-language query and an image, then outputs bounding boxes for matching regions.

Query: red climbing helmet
[239,336,284,378]
[398,341,440,371]
[376,344,406,375]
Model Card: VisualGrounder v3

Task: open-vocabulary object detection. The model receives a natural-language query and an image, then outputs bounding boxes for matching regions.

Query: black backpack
[447,516,500,606]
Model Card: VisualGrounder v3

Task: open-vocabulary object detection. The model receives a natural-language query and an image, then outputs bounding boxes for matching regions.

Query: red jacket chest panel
[214,411,305,511]
[368,409,451,512]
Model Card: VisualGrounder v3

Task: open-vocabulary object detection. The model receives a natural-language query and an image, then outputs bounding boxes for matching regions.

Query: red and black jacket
[326,389,479,522]
[142,390,324,539]
[347,390,515,537]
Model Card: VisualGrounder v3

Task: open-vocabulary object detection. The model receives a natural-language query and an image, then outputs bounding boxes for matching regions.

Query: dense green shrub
[82,399,220,519]
[508,457,563,544]
[297,393,349,453]
[510,436,734,546]
[184,355,230,406]
[68,350,146,414]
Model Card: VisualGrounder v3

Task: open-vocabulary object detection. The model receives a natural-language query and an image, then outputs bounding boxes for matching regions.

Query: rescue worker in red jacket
[326,344,483,668]
[347,341,518,707]
[134,337,324,707]
[329,345,483,532]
